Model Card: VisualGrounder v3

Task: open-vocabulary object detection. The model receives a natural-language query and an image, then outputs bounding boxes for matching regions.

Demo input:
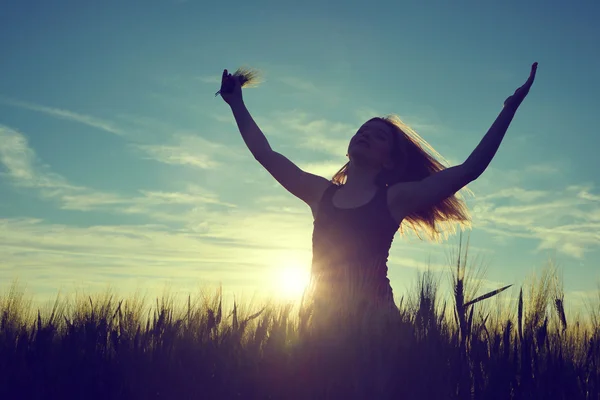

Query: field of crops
[1,242,598,399]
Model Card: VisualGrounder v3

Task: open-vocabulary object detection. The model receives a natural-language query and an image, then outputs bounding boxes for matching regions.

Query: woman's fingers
[516,63,537,93]
[526,63,538,86]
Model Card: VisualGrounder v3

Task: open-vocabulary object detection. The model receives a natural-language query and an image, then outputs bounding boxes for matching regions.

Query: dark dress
[310,183,400,309]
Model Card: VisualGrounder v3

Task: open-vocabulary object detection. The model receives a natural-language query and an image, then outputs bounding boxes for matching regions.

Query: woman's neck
[343,162,380,192]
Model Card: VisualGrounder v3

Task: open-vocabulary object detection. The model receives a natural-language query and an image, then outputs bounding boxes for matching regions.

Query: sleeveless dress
[310,183,400,309]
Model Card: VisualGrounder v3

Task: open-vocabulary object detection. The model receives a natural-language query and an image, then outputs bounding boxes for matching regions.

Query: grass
[1,234,599,399]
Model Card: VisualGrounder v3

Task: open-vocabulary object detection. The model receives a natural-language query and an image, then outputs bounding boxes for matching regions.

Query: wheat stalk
[215,66,263,97]
[464,284,513,308]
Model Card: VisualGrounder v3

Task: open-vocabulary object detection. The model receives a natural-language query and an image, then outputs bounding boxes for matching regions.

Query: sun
[275,261,310,300]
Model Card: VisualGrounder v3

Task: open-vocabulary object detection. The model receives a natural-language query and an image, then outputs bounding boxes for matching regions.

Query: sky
[1,0,599,312]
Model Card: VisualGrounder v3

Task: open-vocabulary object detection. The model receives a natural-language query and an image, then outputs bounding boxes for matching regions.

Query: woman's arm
[230,101,273,160]
[220,69,272,160]
[220,69,330,208]
[389,63,538,217]
[463,62,538,180]
[461,105,518,181]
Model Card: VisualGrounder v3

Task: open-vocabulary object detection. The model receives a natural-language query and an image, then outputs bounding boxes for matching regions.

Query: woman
[219,63,538,312]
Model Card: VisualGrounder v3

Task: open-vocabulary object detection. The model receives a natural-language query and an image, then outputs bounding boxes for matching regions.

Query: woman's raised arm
[221,70,330,209]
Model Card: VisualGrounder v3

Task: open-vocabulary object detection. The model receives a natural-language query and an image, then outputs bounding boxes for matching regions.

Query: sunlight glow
[275,260,310,300]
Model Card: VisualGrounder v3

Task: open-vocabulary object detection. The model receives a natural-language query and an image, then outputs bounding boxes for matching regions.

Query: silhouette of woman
[219,63,538,313]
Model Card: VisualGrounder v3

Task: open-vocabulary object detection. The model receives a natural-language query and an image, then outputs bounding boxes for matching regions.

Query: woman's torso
[309,183,401,304]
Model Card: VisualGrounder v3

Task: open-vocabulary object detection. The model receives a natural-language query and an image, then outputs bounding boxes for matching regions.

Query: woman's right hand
[219,69,243,106]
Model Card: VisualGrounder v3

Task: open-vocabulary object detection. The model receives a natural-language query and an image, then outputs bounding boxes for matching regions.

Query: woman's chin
[349,156,381,169]
[348,147,370,159]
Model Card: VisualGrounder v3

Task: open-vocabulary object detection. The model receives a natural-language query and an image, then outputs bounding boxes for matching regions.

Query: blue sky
[1,0,599,311]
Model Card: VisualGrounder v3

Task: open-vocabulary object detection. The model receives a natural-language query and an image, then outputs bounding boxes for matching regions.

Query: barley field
[1,240,599,399]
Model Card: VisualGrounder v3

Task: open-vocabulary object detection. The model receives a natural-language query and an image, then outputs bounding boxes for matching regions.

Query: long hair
[331,115,472,241]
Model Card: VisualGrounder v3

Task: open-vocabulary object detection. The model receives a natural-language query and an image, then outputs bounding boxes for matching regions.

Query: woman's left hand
[504,62,538,109]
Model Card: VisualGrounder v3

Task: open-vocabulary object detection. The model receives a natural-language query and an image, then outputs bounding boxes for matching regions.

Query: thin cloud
[524,163,561,175]
[132,133,243,169]
[0,125,73,188]
[277,76,320,93]
[0,218,274,303]
[0,125,233,220]
[475,187,550,203]
[578,188,600,202]
[140,189,233,206]
[267,70,344,105]
[135,144,221,169]
[0,97,123,135]
[267,110,354,156]
[472,183,600,259]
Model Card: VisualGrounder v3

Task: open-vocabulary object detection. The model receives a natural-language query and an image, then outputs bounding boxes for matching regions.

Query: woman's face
[347,119,396,170]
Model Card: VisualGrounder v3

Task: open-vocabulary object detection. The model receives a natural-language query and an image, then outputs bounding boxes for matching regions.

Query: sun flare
[275,261,310,300]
